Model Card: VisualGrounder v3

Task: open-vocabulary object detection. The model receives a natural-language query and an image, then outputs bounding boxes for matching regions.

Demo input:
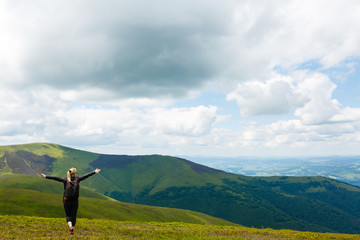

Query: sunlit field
[1,215,359,240]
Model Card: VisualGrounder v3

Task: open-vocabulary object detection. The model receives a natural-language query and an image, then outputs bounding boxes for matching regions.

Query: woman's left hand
[95,168,101,173]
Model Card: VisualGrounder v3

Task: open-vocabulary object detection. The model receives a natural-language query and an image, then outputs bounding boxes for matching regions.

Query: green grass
[0,142,99,176]
[1,215,359,240]
[0,142,117,194]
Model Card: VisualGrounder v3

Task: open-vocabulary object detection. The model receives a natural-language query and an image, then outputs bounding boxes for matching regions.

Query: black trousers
[63,198,79,226]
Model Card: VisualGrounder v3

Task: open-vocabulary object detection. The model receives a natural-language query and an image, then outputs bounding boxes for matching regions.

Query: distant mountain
[1,143,360,233]
[190,156,360,186]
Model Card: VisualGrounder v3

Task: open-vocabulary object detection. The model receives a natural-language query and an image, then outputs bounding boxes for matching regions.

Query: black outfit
[45,171,96,226]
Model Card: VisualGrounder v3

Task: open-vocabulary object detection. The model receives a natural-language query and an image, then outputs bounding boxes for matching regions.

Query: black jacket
[45,171,96,199]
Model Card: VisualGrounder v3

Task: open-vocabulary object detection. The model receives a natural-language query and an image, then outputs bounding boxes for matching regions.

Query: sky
[1,0,360,158]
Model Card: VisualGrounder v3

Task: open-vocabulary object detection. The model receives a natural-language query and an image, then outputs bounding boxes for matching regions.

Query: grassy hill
[0,186,233,226]
[2,143,360,233]
[1,215,359,240]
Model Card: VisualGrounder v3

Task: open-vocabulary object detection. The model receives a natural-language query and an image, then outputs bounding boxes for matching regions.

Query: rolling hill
[2,143,360,233]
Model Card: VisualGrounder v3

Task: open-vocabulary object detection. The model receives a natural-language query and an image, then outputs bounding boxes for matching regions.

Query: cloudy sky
[1,0,360,157]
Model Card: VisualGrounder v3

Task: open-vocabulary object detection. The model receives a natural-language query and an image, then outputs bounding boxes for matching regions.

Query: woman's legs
[63,199,79,227]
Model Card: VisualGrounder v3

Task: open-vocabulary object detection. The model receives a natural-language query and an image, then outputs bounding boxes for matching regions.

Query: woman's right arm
[41,174,66,183]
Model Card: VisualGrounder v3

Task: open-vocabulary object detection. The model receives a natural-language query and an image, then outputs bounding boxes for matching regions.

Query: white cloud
[0,84,223,150]
[226,74,306,116]
[1,82,359,156]
[0,0,237,98]
[330,107,360,123]
[227,71,360,127]
[229,118,360,155]
[1,0,360,156]
[232,0,360,69]
[0,87,65,138]
[294,73,341,125]
[149,105,219,137]
[2,1,360,98]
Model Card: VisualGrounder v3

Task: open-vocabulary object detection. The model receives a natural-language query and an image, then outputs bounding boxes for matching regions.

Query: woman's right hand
[41,174,46,178]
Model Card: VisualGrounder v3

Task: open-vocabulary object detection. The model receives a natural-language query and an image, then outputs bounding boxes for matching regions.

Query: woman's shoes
[69,226,75,235]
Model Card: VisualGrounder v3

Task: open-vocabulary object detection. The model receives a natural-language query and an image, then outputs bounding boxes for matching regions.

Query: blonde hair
[67,168,77,181]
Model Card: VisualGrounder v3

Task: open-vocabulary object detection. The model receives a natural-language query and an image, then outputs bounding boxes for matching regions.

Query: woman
[41,167,101,235]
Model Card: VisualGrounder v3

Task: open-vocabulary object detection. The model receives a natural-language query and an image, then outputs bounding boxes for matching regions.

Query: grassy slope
[0,187,233,226]
[0,143,121,194]
[1,215,360,240]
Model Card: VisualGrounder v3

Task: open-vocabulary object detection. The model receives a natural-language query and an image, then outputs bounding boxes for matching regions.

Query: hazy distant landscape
[190,156,360,187]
